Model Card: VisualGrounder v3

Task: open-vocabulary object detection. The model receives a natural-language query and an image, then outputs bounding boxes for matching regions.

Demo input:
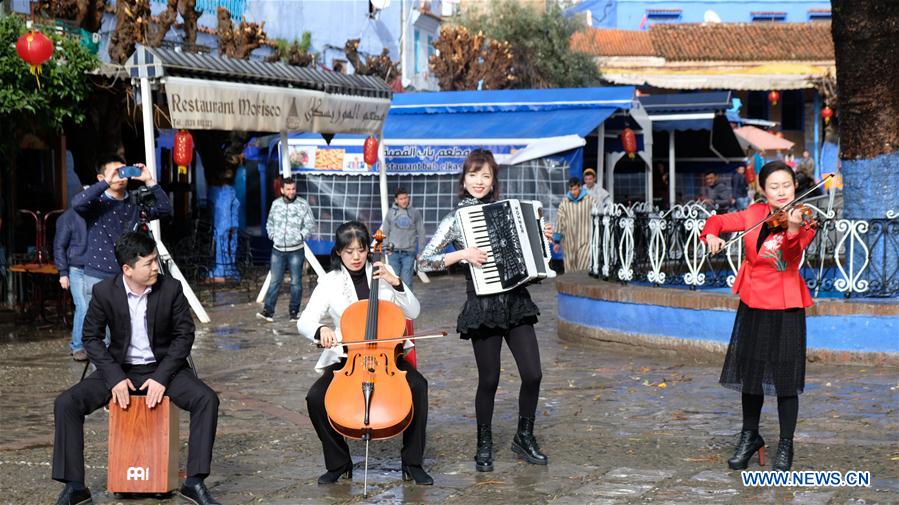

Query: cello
[323,230,414,496]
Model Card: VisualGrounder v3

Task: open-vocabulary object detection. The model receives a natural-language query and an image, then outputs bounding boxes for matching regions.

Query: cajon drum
[107,396,180,493]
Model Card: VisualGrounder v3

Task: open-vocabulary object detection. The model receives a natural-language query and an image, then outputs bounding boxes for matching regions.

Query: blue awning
[639,92,731,132]
[390,87,635,114]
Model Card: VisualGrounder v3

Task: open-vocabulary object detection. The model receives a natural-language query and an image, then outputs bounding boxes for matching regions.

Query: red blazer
[701,202,815,310]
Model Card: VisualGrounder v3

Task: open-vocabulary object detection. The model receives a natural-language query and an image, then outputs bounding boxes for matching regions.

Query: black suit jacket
[83,274,195,389]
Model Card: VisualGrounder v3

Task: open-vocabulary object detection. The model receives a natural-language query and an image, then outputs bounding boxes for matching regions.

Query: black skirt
[719,302,807,396]
[456,284,540,340]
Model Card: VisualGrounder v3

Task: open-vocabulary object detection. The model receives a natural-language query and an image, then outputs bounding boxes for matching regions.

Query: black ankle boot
[402,465,434,485]
[728,429,766,470]
[511,416,548,465]
[772,437,794,471]
[317,462,353,484]
[474,424,493,472]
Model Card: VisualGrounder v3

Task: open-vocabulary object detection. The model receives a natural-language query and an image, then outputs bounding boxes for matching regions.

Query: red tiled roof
[573,23,834,62]
[570,29,655,57]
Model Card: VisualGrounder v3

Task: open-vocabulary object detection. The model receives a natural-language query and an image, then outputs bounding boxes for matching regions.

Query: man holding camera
[72,153,172,308]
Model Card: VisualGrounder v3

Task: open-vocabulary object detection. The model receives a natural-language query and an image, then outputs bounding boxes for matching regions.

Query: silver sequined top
[417,197,481,272]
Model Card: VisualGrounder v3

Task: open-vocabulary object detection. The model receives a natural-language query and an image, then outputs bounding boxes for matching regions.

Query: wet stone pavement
[0,274,897,504]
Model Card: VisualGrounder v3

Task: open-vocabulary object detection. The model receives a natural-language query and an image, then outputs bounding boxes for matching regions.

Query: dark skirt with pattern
[456,284,540,340]
[719,302,807,397]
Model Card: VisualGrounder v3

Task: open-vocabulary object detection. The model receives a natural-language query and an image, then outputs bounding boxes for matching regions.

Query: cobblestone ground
[0,274,896,504]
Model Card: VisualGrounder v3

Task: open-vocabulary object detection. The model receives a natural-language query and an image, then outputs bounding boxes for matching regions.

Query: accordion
[457,199,556,295]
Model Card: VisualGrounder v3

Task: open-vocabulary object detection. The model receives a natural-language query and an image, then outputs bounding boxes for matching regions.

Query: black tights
[742,393,799,439]
[470,324,543,426]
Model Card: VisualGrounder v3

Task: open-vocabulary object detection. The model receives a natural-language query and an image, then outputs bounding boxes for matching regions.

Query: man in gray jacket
[382,187,426,289]
[258,177,316,322]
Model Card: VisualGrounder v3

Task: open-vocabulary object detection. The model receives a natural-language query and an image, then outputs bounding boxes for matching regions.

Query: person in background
[54,199,89,361]
[582,168,611,209]
[259,177,316,323]
[554,177,596,272]
[382,187,426,290]
[731,166,751,210]
[796,150,815,179]
[700,171,733,212]
[72,153,172,310]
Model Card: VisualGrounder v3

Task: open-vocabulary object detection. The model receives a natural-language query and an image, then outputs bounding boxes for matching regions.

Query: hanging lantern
[173,130,194,175]
[16,30,54,88]
[767,90,780,106]
[363,135,379,166]
[620,128,637,159]
[821,105,833,125]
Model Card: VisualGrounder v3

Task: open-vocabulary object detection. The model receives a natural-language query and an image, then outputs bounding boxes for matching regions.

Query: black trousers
[52,364,219,484]
[306,356,428,471]
[470,324,543,426]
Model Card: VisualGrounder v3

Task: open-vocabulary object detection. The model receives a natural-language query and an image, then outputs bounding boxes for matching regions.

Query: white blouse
[297,262,420,373]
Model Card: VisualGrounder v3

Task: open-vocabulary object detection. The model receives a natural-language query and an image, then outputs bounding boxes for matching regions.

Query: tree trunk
[831,0,899,220]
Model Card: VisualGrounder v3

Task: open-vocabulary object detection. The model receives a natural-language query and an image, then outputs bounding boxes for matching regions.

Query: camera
[118,165,142,179]
[130,185,157,209]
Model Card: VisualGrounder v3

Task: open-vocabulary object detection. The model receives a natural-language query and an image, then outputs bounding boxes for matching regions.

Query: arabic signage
[285,143,522,175]
[164,77,390,134]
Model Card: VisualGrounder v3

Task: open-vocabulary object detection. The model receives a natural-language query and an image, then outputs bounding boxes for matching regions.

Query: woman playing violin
[702,161,816,473]
[298,221,433,485]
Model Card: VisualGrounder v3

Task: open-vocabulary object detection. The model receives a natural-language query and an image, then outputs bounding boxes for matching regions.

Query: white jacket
[297,262,420,373]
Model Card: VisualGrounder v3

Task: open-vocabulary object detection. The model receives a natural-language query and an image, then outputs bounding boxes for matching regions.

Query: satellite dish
[371,0,391,9]
[704,10,722,23]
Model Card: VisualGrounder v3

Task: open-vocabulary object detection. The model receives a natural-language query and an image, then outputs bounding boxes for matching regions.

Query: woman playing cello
[298,221,433,485]
[702,161,816,472]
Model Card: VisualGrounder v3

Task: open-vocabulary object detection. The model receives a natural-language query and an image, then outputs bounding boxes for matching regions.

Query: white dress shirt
[123,280,156,365]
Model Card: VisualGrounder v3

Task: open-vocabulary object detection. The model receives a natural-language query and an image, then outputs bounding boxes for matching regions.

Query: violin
[765,204,818,232]
[323,230,413,495]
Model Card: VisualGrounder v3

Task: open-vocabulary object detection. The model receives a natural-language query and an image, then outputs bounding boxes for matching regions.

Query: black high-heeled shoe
[402,465,434,485]
[475,424,493,472]
[317,462,353,484]
[728,429,766,470]
[772,437,794,471]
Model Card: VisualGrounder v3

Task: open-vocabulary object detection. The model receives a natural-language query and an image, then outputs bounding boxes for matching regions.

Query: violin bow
[704,174,832,258]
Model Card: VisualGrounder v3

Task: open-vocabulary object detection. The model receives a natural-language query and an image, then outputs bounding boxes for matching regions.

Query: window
[646,9,682,22]
[751,11,786,22]
[427,34,436,66]
[781,90,804,131]
[746,91,769,121]
[414,29,421,74]
[808,9,832,21]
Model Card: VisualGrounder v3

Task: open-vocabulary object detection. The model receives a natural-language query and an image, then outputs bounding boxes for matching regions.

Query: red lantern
[363,135,379,166]
[620,128,637,159]
[768,90,780,106]
[173,130,194,175]
[821,105,833,125]
[16,31,54,88]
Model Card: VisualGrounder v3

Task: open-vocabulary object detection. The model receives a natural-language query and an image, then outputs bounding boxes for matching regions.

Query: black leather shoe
[54,485,92,505]
[178,481,221,505]
[511,416,548,465]
[474,423,494,472]
[727,429,766,470]
[772,437,794,471]
[402,465,434,485]
[317,463,353,484]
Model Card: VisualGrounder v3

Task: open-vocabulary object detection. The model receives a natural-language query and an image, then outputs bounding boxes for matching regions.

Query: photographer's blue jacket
[72,180,172,278]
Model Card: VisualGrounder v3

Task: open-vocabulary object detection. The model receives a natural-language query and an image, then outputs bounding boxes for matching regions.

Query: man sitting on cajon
[52,232,220,505]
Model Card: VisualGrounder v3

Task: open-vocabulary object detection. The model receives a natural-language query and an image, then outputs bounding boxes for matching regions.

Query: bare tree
[344,38,400,82]
[429,25,515,91]
[216,7,267,60]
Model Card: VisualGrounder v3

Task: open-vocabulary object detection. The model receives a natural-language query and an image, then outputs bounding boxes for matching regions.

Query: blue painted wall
[568,0,833,29]
[558,293,899,354]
